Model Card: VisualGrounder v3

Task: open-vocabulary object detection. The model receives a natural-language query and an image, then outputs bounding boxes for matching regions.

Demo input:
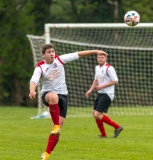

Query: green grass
[67,106,153,117]
[0,107,153,160]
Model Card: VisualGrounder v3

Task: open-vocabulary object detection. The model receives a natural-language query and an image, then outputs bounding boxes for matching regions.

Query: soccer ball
[124,10,140,26]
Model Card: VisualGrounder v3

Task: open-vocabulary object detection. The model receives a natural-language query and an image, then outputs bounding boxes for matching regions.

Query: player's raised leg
[46,92,60,134]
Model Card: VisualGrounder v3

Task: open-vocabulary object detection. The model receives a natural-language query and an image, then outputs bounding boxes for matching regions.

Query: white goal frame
[44,23,153,44]
[28,23,153,118]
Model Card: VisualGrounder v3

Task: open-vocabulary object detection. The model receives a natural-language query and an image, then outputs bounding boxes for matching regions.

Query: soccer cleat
[51,125,60,134]
[41,152,50,160]
[98,135,107,138]
[113,126,123,138]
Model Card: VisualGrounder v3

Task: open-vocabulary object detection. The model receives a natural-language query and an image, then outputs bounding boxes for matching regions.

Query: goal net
[27,23,153,118]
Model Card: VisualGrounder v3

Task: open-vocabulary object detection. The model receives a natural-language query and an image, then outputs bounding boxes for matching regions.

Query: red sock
[49,104,59,125]
[102,115,120,129]
[46,134,60,154]
[96,119,106,136]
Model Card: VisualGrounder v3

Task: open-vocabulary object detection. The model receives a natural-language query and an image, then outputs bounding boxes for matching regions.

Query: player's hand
[85,90,92,98]
[97,51,108,56]
[29,91,36,99]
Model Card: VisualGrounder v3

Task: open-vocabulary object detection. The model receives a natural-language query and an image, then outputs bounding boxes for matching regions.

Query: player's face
[97,55,107,66]
[43,48,55,64]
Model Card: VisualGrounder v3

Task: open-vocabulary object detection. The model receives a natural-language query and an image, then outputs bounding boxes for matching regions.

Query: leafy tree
[49,0,115,23]
[122,0,153,22]
[0,0,35,106]
[29,0,54,35]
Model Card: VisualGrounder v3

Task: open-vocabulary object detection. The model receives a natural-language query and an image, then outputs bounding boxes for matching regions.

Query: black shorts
[94,93,111,113]
[42,92,68,118]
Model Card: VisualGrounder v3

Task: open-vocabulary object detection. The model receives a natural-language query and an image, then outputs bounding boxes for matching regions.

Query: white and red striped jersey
[30,52,79,96]
[94,63,118,100]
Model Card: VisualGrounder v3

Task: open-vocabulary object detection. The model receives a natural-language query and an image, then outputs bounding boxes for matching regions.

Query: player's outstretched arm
[78,50,108,58]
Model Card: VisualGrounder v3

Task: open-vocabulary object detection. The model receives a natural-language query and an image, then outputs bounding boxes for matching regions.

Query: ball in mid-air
[124,10,140,26]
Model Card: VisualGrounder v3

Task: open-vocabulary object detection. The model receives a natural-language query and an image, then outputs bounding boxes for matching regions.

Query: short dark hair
[42,44,54,54]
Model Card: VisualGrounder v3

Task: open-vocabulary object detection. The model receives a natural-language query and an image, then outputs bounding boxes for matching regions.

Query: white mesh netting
[27,24,153,117]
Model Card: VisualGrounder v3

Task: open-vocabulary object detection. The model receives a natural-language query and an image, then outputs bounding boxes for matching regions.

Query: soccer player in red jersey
[29,43,107,160]
[85,53,123,138]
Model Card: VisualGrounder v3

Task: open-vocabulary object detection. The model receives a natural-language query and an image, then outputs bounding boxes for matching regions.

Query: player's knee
[92,110,95,116]
[93,111,101,119]
[47,92,59,104]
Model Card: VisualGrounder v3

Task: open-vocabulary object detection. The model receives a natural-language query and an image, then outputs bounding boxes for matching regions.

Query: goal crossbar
[44,23,153,44]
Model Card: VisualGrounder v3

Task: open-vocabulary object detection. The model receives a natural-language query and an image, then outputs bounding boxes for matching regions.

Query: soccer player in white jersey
[29,43,107,160]
[85,53,123,138]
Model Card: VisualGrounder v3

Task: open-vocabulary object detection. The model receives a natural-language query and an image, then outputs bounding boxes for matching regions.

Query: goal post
[27,23,153,118]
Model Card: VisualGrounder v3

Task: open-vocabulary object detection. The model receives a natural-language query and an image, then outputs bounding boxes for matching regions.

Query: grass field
[0,107,153,160]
